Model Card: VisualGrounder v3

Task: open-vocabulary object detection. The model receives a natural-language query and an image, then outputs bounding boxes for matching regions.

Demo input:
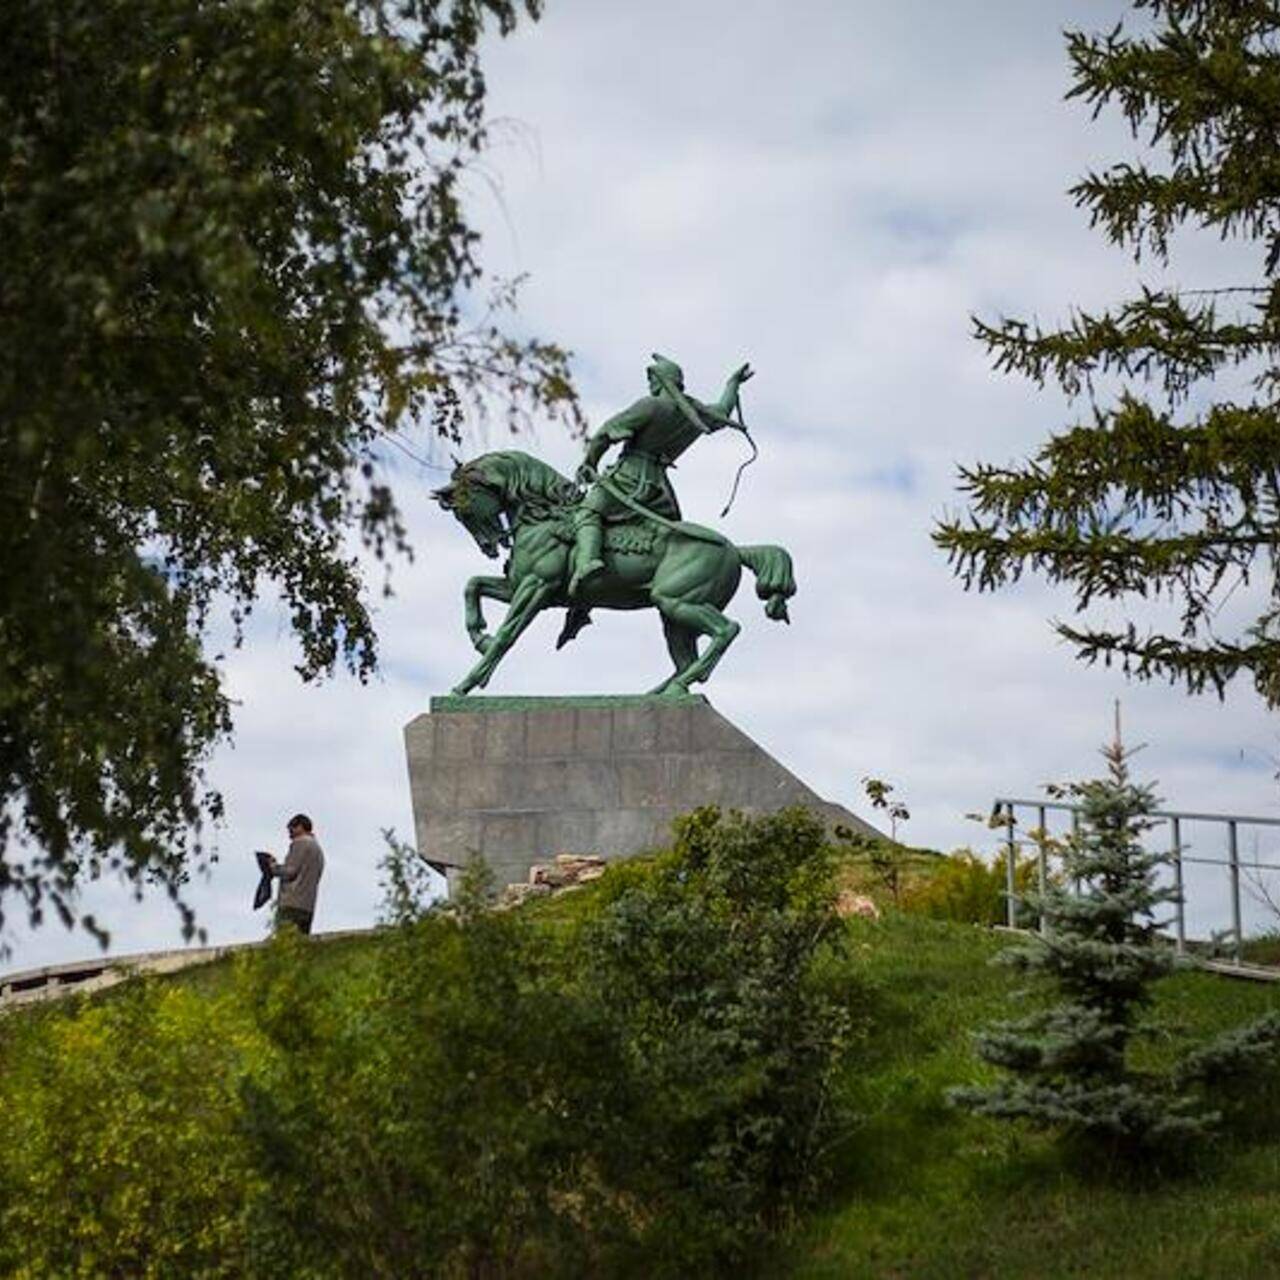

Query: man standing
[567,353,754,597]
[270,813,325,935]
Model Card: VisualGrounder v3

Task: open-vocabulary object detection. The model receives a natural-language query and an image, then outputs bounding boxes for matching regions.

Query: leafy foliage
[861,776,910,839]
[0,0,581,948]
[900,848,1039,927]
[834,833,929,909]
[575,807,858,1269]
[0,808,856,1277]
[934,0,1280,706]
[236,866,621,1277]
[0,975,259,1278]
[953,733,1280,1163]
[375,826,440,927]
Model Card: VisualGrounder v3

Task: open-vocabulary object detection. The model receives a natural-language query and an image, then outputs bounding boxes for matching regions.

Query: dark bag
[253,850,274,910]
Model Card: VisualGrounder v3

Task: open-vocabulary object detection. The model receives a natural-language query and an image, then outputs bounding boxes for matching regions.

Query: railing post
[1037,804,1048,935]
[1228,819,1242,963]
[1005,803,1017,929]
[1171,816,1185,955]
[1071,808,1081,896]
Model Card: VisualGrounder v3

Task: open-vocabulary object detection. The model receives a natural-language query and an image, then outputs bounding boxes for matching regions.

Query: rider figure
[568,353,754,597]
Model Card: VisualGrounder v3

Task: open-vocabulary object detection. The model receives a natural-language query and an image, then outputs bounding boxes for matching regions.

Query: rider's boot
[568,511,605,598]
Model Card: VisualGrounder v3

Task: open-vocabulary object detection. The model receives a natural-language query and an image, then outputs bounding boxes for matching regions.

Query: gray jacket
[277,834,325,915]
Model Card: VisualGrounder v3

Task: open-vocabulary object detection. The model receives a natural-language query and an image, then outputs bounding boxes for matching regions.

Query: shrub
[232,866,625,1277]
[0,899,610,1278]
[900,849,1038,926]
[575,806,858,1272]
[0,976,261,1278]
[375,825,440,927]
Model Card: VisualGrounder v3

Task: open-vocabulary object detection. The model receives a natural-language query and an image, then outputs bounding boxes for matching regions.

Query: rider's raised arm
[708,362,755,424]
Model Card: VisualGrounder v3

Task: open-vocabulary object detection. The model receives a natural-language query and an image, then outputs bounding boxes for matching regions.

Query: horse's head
[432,459,509,560]
[433,451,576,560]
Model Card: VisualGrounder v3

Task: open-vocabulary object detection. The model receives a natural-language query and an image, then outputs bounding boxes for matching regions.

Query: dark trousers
[277,905,314,935]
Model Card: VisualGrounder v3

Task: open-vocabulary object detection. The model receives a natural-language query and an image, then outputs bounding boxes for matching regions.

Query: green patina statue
[433,353,795,697]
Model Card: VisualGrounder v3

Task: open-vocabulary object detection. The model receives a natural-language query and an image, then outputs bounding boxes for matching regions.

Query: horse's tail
[736,544,796,623]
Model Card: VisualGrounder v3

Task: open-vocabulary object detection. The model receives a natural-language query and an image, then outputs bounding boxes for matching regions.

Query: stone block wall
[405,695,878,894]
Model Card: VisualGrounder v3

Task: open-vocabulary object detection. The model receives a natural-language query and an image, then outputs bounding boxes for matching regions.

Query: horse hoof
[648,681,688,699]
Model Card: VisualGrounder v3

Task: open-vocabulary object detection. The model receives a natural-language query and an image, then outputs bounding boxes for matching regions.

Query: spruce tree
[934,1,1280,706]
[953,729,1215,1158]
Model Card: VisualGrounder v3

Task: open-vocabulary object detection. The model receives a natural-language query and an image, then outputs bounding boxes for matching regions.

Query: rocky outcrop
[498,853,608,908]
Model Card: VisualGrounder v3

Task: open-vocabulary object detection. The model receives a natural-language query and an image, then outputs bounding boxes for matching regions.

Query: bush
[900,849,1038,926]
[231,867,624,1277]
[0,973,263,1278]
[574,807,858,1272]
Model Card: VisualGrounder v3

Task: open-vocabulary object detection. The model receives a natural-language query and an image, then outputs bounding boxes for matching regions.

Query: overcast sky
[7,0,1279,973]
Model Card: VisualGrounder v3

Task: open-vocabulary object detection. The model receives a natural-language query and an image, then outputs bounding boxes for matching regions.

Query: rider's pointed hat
[647,352,685,390]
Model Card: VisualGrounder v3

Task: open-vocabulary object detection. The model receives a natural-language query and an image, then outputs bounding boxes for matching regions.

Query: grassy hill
[4,832,1280,1278]
[784,912,1280,1278]
[520,874,1280,1276]
[191,904,1280,1277]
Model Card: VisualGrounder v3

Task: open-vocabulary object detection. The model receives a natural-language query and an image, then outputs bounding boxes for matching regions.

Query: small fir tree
[952,727,1215,1159]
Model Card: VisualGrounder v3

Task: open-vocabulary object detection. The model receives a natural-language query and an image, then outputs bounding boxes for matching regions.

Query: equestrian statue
[433,353,796,697]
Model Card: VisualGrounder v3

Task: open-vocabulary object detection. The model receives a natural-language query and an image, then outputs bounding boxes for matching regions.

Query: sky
[6,0,1280,972]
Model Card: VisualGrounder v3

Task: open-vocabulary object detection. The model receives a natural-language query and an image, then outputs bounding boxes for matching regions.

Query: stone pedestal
[404,694,878,893]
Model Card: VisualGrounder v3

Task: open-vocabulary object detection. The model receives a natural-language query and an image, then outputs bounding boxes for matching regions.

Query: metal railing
[991,797,1280,967]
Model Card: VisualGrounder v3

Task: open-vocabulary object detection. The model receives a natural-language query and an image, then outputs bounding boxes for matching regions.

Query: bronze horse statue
[433,450,795,697]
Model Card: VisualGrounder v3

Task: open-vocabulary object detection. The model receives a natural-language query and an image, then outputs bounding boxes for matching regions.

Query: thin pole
[1228,820,1242,963]
[1037,804,1048,936]
[1171,816,1185,955]
[1005,803,1018,929]
[1071,808,1081,897]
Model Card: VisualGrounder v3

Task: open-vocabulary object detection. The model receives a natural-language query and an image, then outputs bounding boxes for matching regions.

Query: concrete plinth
[404,695,878,893]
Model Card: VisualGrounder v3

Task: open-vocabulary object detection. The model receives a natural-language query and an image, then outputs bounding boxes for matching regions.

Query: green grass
[172,929,382,994]
[786,913,1280,1280]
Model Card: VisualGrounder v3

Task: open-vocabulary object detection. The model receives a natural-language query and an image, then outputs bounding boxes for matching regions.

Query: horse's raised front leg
[453,576,557,695]
[463,575,513,654]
